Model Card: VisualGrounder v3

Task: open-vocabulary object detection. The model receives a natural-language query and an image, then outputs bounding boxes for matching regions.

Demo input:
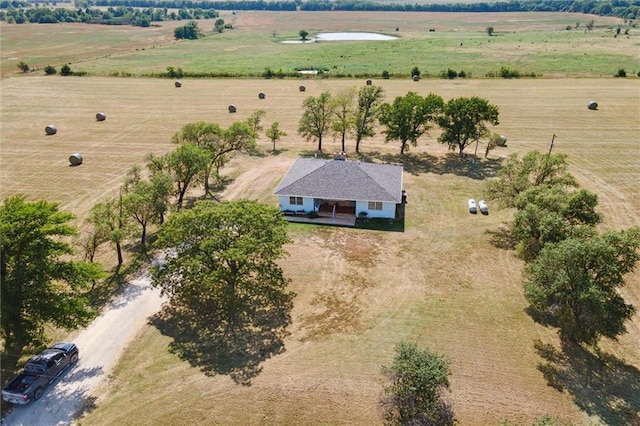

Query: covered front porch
[283,212,357,227]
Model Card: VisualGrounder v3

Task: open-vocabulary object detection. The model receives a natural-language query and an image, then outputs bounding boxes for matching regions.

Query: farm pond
[282,32,398,43]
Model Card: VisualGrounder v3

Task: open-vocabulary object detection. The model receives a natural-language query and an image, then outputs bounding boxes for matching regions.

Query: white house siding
[355,200,396,219]
[278,196,314,212]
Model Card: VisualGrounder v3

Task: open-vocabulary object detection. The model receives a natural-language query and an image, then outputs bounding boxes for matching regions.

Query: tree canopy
[165,142,210,208]
[122,169,173,249]
[485,150,578,208]
[524,228,640,346]
[298,91,334,152]
[380,341,454,425]
[174,20,202,39]
[437,96,499,157]
[1,195,103,350]
[151,200,294,334]
[172,120,256,194]
[353,85,385,153]
[266,121,287,151]
[379,92,444,155]
[89,193,130,266]
[511,186,602,261]
[330,87,356,153]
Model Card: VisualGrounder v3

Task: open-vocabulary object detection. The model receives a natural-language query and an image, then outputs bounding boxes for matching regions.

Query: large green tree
[122,172,172,249]
[330,87,356,153]
[1,196,103,350]
[89,192,131,267]
[165,142,210,208]
[172,121,256,195]
[524,228,640,346]
[437,96,499,157]
[380,341,454,425]
[379,92,444,155]
[485,150,578,208]
[512,186,602,261]
[172,121,223,195]
[298,91,334,152]
[151,200,294,333]
[353,84,385,153]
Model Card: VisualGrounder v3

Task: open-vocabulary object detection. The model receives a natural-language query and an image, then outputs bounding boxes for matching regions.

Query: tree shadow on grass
[299,150,331,159]
[358,151,502,180]
[485,222,517,250]
[149,301,292,386]
[534,340,640,425]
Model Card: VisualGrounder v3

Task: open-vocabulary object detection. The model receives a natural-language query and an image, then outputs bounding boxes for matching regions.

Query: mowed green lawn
[1,9,639,426]
[2,75,637,425]
[1,11,638,78]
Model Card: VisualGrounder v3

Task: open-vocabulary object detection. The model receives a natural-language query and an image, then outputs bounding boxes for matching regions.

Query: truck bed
[3,374,39,393]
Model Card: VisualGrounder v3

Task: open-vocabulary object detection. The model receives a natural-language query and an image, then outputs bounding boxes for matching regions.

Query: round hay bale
[228,105,237,113]
[45,125,57,135]
[69,153,83,166]
[497,135,507,147]
[366,79,372,86]
[258,92,266,99]
[587,101,598,110]
[412,75,419,82]
[174,81,182,88]
[96,112,106,121]
[299,85,306,92]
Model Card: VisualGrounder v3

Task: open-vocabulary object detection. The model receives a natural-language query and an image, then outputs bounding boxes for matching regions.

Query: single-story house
[274,158,404,219]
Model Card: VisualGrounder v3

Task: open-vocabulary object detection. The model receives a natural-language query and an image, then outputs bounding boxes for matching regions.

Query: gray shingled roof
[274,159,403,203]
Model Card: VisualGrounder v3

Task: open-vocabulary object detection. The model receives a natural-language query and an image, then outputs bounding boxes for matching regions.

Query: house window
[289,196,304,206]
[368,201,383,210]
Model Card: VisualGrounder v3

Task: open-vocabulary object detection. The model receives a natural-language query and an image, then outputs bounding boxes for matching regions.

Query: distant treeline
[0,4,218,24]
[1,0,639,20]
[92,0,640,19]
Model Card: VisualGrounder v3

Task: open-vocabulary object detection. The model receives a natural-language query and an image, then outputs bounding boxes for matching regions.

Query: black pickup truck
[2,342,79,405]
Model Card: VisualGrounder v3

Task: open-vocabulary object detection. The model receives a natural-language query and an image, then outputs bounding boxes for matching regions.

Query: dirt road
[1,272,166,426]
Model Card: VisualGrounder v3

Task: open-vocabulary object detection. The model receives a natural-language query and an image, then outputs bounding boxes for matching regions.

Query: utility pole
[537,134,556,185]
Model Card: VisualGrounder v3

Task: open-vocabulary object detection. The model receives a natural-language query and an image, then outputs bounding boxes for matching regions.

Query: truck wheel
[70,353,78,364]
[34,387,44,401]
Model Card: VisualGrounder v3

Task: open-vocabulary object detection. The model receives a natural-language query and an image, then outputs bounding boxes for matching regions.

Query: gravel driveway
[1,271,166,426]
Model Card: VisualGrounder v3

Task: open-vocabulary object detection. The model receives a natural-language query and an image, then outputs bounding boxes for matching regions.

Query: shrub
[44,65,56,75]
[307,211,319,219]
[615,68,627,77]
[60,64,72,76]
[166,66,184,79]
[381,70,390,79]
[458,70,467,78]
[17,61,29,73]
[174,20,201,40]
[499,66,521,79]
[440,68,457,79]
[263,67,275,79]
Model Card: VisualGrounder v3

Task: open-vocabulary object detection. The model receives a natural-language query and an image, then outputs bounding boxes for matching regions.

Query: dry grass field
[1,75,638,425]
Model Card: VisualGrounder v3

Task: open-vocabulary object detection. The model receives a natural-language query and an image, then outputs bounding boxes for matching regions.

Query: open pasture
[1,11,637,77]
[2,75,638,425]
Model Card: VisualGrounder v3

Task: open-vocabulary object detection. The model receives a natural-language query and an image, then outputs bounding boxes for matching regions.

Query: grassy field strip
[2,12,636,77]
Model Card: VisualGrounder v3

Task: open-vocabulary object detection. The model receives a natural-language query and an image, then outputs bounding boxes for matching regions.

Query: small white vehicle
[468,199,477,214]
[479,200,489,215]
